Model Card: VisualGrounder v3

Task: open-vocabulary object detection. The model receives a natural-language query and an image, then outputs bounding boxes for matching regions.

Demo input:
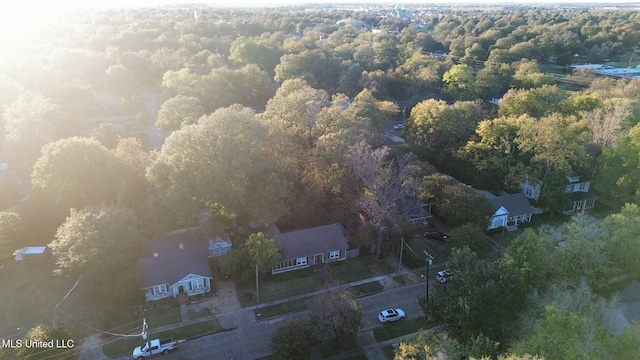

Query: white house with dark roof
[523,174,596,213]
[272,223,350,274]
[138,229,214,301]
[479,191,536,230]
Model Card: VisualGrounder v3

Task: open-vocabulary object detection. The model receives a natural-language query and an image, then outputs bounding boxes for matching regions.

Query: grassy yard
[382,344,397,359]
[352,281,383,297]
[237,255,396,308]
[0,261,97,339]
[104,303,183,338]
[236,269,324,308]
[317,335,359,357]
[254,296,313,319]
[102,319,221,356]
[373,318,428,343]
[253,281,383,319]
[393,274,408,286]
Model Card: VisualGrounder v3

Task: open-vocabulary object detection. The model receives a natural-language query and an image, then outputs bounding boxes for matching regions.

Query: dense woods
[1,3,640,359]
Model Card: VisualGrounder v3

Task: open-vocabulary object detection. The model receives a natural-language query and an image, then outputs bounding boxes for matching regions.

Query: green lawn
[352,281,383,297]
[330,256,395,284]
[0,261,97,339]
[236,255,396,307]
[393,275,408,286]
[317,335,359,357]
[102,319,221,356]
[236,269,324,307]
[105,304,183,337]
[382,344,397,359]
[254,296,313,319]
[373,318,428,342]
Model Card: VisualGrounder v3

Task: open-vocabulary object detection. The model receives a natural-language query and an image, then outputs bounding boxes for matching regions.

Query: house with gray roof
[138,229,213,301]
[480,191,536,231]
[272,223,350,274]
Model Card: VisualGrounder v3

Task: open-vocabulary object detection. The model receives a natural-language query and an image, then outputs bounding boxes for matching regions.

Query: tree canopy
[147,105,290,225]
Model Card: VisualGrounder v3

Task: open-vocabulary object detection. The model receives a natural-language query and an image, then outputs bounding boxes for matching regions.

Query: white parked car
[436,269,454,283]
[378,308,405,323]
[393,124,405,130]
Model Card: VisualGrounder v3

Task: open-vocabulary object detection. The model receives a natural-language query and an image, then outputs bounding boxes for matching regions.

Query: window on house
[152,284,167,295]
[191,279,204,290]
[579,182,587,191]
[329,250,340,259]
[297,257,307,266]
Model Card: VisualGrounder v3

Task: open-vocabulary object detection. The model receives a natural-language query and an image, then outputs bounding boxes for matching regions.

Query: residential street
[111,280,428,360]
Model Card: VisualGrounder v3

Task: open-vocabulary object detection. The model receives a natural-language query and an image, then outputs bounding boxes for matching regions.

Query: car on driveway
[393,124,405,130]
[436,269,454,283]
[424,231,448,242]
[378,308,405,323]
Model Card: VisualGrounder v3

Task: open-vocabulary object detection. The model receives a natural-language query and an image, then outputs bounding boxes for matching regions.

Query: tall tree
[3,94,60,174]
[49,204,141,307]
[443,64,476,101]
[155,95,205,132]
[516,113,591,180]
[308,287,363,348]
[421,247,525,344]
[32,137,122,210]
[604,203,640,279]
[499,85,569,118]
[462,115,530,188]
[245,232,281,272]
[347,141,420,257]
[0,211,20,262]
[419,174,493,227]
[229,37,281,75]
[406,99,484,169]
[583,98,632,150]
[271,320,314,360]
[147,105,289,225]
[597,123,640,203]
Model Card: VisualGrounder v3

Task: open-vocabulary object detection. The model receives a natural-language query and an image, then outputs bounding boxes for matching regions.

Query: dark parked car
[423,231,448,242]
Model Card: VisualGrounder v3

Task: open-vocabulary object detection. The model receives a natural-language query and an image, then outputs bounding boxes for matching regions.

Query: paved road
[133,282,427,360]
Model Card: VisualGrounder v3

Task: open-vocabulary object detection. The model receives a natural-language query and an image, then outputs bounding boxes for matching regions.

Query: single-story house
[272,223,350,274]
[138,229,213,301]
[481,192,536,230]
[13,246,51,262]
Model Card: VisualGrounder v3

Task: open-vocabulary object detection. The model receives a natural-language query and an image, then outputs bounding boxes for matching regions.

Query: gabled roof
[138,229,212,288]
[275,223,349,260]
[487,193,535,217]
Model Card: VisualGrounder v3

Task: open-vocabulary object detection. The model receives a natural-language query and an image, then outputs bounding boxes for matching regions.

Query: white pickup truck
[132,338,180,359]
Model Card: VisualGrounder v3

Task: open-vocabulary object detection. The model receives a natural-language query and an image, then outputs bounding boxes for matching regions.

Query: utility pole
[255,264,260,309]
[398,237,404,276]
[423,250,433,300]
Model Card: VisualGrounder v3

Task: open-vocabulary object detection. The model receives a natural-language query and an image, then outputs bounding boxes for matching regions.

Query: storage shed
[13,246,51,262]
